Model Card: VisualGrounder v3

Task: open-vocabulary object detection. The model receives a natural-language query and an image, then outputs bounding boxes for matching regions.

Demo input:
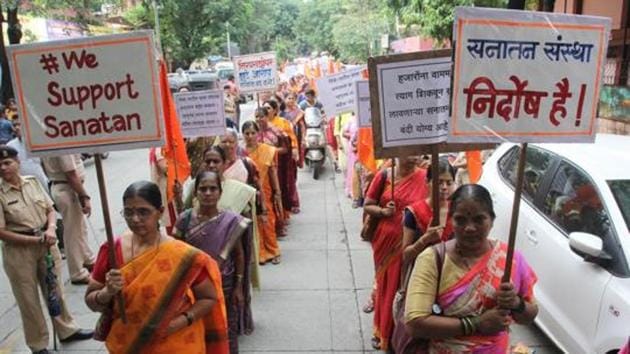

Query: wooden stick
[94,155,127,323]
[502,143,528,283]
[256,92,261,108]
[390,158,396,202]
[430,145,440,227]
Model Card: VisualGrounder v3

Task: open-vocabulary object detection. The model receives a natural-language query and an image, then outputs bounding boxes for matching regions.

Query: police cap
[0,145,18,160]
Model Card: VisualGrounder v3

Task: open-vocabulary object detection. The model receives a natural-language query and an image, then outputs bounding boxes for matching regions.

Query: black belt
[11,225,47,236]
[50,180,68,185]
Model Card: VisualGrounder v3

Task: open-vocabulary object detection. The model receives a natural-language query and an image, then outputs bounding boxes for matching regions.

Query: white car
[478,134,630,354]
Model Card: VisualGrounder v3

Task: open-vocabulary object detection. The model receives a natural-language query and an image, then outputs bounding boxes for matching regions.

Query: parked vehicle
[186,70,219,91]
[478,134,630,354]
[303,107,327,179]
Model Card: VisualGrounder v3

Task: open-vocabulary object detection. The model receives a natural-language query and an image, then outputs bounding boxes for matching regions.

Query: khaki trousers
[51,183,94,281]
[2,242,79,351]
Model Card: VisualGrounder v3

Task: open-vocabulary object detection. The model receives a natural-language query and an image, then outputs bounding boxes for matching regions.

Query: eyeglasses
[121,208,155,220]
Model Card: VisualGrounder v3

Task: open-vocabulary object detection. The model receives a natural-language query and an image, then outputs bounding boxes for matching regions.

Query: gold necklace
[455,240,491,269]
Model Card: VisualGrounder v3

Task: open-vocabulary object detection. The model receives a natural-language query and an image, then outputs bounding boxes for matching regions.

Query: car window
[543,162,612,238]
[608,180,630,232]
[498,146,554,201]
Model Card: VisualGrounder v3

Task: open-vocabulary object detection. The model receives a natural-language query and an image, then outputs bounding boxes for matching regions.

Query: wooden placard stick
[501,143,528,283]
[94,155,127,323]
[430,145,440,227]
[256,92,261,108]
[390,157,396,202]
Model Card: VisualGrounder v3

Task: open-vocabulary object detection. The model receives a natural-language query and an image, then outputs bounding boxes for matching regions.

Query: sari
[257,125,290,229]
[92,237,229,354]
[406,200,453,243]
[343,117,358,198]
[176,210,254,353]
[224,159,250,184]
[268,116,300,211]
[405,240,537,353]
[246,143,281,263]
[367,168,428,351]
[282,106,305,168]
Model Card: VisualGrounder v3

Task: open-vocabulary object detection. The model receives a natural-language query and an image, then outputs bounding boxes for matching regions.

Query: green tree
[294,0,341,56]
[331,0,392,63]
[389,0,507,43]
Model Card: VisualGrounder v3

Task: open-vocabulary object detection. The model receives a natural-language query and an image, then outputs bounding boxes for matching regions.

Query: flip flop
[362,298,374,313]
[271,256,281,265]
[371,337,381,350]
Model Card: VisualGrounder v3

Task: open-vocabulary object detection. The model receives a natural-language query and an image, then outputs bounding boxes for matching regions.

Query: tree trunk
[7,6,22,44]
[543,0,556,11]
[0,4,15,103]
[507,0,526,10]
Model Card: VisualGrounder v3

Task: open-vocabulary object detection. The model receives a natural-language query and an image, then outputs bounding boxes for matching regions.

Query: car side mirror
[568,232,613,264]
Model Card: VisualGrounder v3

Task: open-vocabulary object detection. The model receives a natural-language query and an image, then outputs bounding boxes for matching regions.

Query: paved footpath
[0,150,561,353]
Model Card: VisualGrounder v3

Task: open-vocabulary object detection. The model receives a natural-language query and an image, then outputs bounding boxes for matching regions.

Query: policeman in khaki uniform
[41,154,94,284]
[0,146,93,354]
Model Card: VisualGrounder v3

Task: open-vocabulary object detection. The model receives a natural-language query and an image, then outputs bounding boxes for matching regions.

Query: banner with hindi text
[450,7,611,143]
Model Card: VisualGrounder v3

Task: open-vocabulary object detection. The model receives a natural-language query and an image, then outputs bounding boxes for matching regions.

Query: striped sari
[98,238,229,354]
[431,241,537,353]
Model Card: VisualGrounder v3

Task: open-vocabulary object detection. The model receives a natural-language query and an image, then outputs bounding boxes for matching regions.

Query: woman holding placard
[362,156,428,351]
[404,184,538,352]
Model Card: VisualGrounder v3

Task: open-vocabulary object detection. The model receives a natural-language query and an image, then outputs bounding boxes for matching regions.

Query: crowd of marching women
[2,61,546,353]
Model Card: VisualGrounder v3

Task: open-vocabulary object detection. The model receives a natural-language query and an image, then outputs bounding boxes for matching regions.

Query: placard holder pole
[390,158,396,202]
[256,93,261,108]
[94,155,127,323]
[501,143,528,283]
[430,145,440,227]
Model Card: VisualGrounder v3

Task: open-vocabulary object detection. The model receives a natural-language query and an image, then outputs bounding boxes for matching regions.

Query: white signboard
[233,51,277,93]
[7,31,163,155]
[371,53,451,153]
[174,90,226,138]
[355,80,371,128]
[450,7,611,143]
[316,67,364,116]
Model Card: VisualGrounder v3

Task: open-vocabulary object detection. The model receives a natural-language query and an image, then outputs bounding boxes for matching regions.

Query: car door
[522,160,612,353]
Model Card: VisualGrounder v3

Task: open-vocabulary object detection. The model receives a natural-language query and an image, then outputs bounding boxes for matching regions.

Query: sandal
[271,256,281,265]
[291,207,300,214]
[371,337,381,350]
[362,298,374,313]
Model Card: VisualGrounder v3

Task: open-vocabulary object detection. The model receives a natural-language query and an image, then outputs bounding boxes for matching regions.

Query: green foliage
[331,0,393,63]
[390,0,507,43]
[294,0,341,56]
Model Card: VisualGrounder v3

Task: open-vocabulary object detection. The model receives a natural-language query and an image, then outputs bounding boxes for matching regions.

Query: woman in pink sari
[405,184,538,353]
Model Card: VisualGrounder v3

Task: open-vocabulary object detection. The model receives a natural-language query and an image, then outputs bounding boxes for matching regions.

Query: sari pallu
[176,210,254,352]
[104,239,228,354]
[246,143,281,263]
[368,169,428,351]
[431,241,537,353]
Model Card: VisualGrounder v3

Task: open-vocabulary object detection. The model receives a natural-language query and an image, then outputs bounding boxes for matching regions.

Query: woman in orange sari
[85,181,228,354]
[363,156,428,351]
[242,120,283,265]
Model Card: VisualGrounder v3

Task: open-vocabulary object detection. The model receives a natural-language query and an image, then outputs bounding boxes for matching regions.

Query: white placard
[450,7,611,143]
[7,31,163,156]
[233,51,277,93]
[375,57,451,148]
[174,90,226,138]
[316,67,364,116]
[355,80,371,128]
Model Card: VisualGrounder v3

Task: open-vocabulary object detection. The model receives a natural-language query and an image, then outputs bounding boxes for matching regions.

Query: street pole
[152,0,163,56]
[226,22,232,59]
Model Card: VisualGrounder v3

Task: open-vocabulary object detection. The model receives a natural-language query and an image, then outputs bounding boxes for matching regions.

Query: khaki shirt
[0,176,54,232]
[42,154,85,182]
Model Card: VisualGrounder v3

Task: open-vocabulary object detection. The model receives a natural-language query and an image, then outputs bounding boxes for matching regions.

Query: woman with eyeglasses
[175,171,252,353]
[85,181,229,353]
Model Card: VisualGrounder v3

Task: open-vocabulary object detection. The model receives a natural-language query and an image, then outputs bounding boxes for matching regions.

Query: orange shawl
[106,240,229,354]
